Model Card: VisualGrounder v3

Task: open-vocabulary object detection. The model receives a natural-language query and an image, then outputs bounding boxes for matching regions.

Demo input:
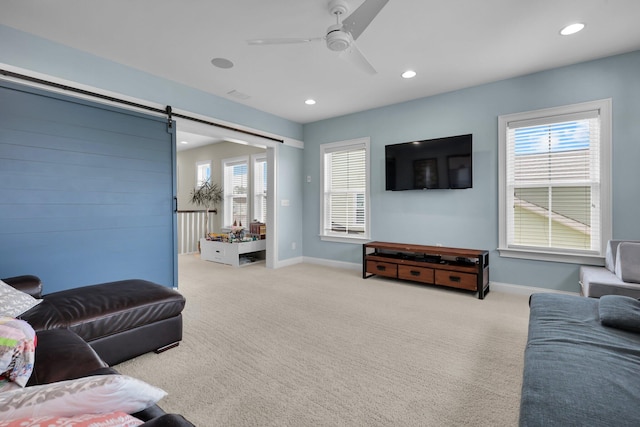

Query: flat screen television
[385,134,472,191]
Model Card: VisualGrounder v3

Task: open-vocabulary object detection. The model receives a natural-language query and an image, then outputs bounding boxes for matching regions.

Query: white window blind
[499,99,612,263]
[321,138,370,240]
[223,159,248,227]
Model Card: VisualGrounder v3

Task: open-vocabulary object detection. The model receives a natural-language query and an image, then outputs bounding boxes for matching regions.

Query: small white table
[200,238,266,267]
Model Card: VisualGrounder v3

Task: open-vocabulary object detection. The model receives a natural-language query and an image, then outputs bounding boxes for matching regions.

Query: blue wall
[302,51,640,292]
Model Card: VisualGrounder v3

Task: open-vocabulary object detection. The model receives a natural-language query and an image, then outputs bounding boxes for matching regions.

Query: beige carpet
[116,254,531,426]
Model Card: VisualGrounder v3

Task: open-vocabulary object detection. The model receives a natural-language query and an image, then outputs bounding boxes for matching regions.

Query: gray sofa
[520,292,640,426]
[580,240,640,298]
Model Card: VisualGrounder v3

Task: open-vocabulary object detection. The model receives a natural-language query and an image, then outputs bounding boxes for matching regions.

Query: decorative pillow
[0,280,42,317]
[605,240,622,273]
[615,242,640,284]
[0,411,143,427]
[606,240,640,274]
[0,374,166,420]
[599,294,640,332]
[0,317,36,387]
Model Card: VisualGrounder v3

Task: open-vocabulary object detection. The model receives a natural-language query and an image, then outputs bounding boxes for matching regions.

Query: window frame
[195,160,211,187]
[319,137,371,243]
[252,153,267,224]
[498,99,612,265]
[222,156,249,228]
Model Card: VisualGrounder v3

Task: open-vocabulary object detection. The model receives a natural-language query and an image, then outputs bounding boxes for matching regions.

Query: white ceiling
[175,131,224,152]
[3,0,640,125]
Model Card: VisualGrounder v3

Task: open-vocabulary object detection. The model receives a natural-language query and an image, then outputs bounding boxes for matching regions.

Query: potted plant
[189,181,223,238]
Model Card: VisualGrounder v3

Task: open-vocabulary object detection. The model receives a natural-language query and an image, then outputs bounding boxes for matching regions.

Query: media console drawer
[366,260,397,278]
[435,270,477,291]
[398,265,434,284]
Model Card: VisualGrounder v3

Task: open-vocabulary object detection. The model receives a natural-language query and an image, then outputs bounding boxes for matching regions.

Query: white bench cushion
[580,265,640,298]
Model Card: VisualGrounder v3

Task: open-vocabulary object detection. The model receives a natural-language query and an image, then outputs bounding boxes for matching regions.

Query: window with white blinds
[320,138,370,242]
[498,99,612,263]
[223,157,248,227]
[253,155,267,223]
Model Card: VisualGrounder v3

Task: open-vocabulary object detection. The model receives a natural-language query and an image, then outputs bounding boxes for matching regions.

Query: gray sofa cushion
[599,294,640,332]
[520,293,640,427]
[615,242,640,284]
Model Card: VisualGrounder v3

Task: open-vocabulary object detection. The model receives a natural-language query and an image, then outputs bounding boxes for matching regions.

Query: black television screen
[385,134,472,191]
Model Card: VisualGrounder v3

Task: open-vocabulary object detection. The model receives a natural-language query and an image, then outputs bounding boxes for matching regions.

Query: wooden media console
[363,241,490,299]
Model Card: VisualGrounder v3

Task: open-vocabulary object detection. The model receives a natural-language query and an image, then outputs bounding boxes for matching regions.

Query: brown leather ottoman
[20,279,185,365]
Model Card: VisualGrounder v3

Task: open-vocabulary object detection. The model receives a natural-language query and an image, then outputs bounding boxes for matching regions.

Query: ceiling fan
[247,0,389,74]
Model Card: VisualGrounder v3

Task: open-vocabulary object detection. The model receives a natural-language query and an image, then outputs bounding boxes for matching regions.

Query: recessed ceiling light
[180,141,189,145]
[560,23,585,36]
[211,57,234,69]
[305,99,316,105]
[402,70,417,79]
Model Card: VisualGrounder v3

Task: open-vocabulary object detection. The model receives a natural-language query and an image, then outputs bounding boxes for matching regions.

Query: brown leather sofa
[2,275,193,426]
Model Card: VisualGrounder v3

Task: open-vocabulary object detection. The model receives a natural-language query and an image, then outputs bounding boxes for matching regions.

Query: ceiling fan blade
[339,41,377,75]
[341,0,389,40]
[247,37,322,45]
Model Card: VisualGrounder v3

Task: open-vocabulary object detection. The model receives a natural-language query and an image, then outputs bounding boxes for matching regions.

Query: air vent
[227,89,251,100]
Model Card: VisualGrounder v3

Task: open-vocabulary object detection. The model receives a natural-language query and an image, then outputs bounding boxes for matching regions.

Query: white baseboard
[303,256,361,271]
[273,256,304,269]
[489,281,579,296]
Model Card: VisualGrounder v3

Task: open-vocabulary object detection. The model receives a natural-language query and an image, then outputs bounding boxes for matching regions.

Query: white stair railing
[177,211,215,254]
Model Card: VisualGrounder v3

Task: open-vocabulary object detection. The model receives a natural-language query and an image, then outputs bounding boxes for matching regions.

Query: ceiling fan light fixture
[560,23,585,36]
[402,70,417,79]
[326,25,351,51]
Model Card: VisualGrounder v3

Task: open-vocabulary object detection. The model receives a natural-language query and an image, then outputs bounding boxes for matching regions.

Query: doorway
[175,118,277,269]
